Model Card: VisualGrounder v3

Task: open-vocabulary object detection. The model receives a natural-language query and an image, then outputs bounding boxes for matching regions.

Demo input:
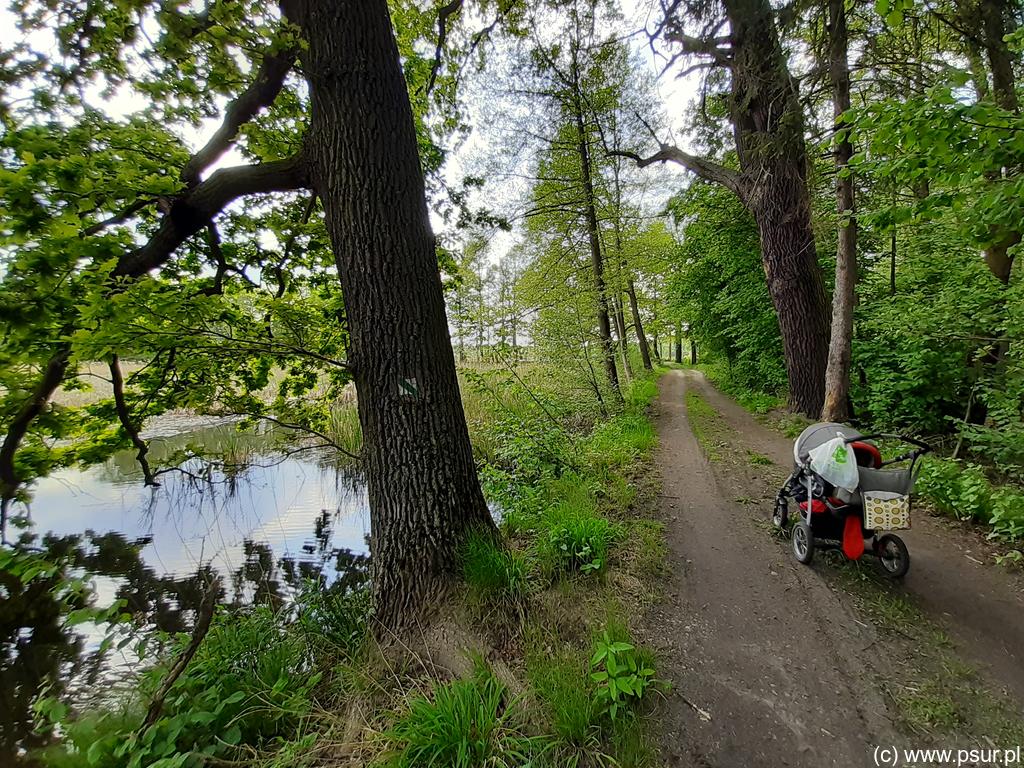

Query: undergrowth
[33,366,668,767]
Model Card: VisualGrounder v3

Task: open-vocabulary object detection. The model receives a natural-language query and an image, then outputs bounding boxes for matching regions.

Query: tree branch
[423,0,465,97]
[140,580,219,732]
[594,107,745,199]
[180,47,297,186]
[0,347,72,533]
[115,155,309,279]
[109,354,160,487]
[0,156,309,512]
[81,198,155,236]
[662,26,732,65]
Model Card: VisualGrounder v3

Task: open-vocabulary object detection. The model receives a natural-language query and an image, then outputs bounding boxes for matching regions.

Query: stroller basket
[857,466,917,495]
[859,466,918,530]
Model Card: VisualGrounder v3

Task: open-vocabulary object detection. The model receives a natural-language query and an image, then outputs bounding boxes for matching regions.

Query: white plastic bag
[808,435,860,492]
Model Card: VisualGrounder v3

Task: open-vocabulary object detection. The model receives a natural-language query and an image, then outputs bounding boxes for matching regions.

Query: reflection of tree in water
[234,507,371,606]
[1,515,370,763]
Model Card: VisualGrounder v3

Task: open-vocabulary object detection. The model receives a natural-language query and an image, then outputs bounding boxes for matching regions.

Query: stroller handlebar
[844,432,932,452]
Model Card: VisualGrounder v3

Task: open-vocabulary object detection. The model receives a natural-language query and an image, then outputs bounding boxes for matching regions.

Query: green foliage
[539,501,615,578]
[379,662,538,768]
[526,645,600,750]
[579,413,656,480]
[462,532,532,609]
[700,361,784,414]
[33,588,372,767]
[295,581,370,658]
[916,458,1024,543]
[589,631,656,721]
[666,181,788,398]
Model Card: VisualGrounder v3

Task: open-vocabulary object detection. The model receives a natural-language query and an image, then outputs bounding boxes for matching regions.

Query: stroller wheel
[876,534,910,579]
[792,521,814,564]
[772,496,788,529]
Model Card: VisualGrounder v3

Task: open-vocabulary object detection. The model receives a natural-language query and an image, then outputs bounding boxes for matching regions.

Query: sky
[447,0,705,263]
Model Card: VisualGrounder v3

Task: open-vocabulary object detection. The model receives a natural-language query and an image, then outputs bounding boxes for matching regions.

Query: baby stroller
[773,423,930,578]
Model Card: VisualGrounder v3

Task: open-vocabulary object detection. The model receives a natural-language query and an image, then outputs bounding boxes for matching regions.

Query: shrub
[40,606,321,767]
[916,457,1024,543]
[380,662,538,768]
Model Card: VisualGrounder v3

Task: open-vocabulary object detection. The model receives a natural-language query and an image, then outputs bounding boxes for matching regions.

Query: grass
[380,661,538,768]
[684,389,726,461]
[827,558,1024,742]
[538,504,616,579]
[326,402,362,457]
[462,531,532,616]
[746,450,773,465]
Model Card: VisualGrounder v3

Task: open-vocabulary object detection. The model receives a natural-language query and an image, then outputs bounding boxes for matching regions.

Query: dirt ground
[643,369,1024,767]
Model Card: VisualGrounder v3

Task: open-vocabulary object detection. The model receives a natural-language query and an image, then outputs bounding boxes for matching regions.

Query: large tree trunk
[964,0,1019,426]
[725,0,831,416]
[690,339,698,365]
[292,0,495,631]
[980,0,1019,292]
[821,0,858,423]
[674,321,683,364]
[626,278,653,371]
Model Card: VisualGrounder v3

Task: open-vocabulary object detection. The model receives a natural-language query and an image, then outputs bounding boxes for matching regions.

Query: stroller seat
[850,441,882,469]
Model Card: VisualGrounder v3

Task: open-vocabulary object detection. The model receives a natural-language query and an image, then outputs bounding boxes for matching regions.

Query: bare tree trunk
[690,339,698,365]
[571,51,621,401]
[614,293,633,380]
[821,0,858,423]
[292,0,495,632]
[674,322,683,364]
[626,278,653,371]
[965,0,1020,425]
[889,226,897,297]
[980,0,1019,292]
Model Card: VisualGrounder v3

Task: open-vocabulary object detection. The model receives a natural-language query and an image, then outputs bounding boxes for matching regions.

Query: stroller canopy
[793,422,863,464]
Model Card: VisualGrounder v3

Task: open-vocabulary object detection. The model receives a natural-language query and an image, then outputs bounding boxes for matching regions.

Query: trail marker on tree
[398,377,420,399]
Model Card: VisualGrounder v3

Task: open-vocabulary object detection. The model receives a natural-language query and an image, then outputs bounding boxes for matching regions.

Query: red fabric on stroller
[842,515,865,560]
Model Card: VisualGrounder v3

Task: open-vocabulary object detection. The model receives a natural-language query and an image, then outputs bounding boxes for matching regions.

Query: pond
[0,417,371,764]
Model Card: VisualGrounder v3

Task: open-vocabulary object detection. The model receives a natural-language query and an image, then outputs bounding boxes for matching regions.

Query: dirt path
[687,370,1024,704]
[643,369,1024,767]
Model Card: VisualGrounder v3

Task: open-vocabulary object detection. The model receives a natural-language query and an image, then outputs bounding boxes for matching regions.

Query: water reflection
[0,419,370,763]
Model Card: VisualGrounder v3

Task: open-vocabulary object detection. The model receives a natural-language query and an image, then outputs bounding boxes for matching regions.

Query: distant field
[52,360,145,407]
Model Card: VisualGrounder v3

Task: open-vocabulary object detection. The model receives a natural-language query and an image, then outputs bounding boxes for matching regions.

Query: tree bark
[623,0,831,414]
[290,0,495,632]
[674,321,683,364]
[690,339,698,365]
[571,50,621,401]
[821,0,858,423]
[613,293,633,380]
[725,0,830,416]
[626,278,653,371]
[980,0,1020,291]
